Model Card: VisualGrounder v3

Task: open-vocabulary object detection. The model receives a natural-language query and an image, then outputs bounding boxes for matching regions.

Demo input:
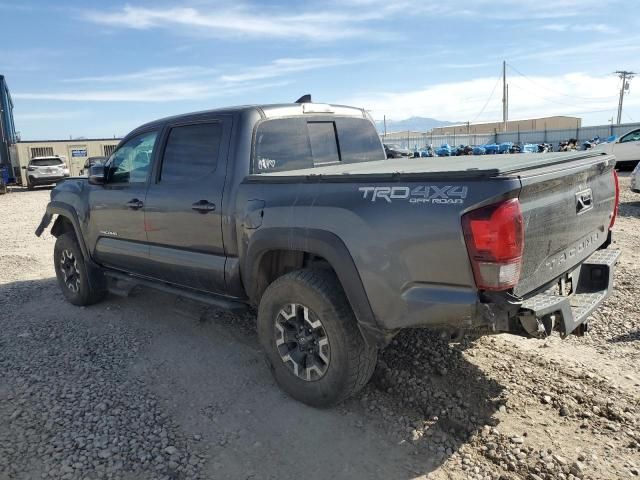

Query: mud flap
[35,212,53,237]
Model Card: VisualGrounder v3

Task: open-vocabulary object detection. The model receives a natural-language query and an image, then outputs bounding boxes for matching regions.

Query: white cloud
[63,66,219,83]
[218,58,354,83]
[17,57,349,102]
[14,111,87,121]
[82,1,623,42]
[441,62,492,70]
[335,0,621,20]
[82,5,372,41]
[510,34,640,61]
[343,72,628,124]
[13,81,290,103]
[541,23,617,33]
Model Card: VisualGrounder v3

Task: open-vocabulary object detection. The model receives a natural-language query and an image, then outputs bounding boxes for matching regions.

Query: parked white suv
[23,156,70,190]
[596,128,640,170]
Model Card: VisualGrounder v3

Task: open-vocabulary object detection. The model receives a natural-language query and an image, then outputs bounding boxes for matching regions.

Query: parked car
[22,156,70,189]
[383,143,412,158]
[631,162,640,192]
[596,128,640,170]
[80,156,107,176]
[36,100,620,407]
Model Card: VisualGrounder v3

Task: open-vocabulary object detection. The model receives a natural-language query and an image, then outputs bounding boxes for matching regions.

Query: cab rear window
[253,117,385,173]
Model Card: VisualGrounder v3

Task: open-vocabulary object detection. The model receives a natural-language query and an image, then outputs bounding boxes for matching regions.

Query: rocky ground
[0,174,638,480]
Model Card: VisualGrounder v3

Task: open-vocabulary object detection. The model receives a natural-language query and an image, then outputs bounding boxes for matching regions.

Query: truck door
[89,130,158,273]
[142,116,231,293]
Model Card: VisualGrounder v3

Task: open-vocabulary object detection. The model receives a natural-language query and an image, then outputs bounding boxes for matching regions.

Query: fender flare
[37,201,92,263]
[243,228,391,347]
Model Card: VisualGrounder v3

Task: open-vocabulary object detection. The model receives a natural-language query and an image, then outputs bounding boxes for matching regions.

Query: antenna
[295,94,312,104]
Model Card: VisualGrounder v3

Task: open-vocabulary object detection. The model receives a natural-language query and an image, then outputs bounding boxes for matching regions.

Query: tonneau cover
[251,151,610,180]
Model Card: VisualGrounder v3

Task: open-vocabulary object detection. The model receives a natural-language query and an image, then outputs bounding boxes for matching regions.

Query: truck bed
[242,148,617,335]
[251,151,609,180]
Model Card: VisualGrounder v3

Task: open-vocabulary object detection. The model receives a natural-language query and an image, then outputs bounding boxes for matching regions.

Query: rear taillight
[610,169,619,230]
[462,198,524,291]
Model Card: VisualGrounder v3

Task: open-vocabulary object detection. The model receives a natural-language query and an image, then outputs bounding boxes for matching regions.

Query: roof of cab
[132,103,368,133]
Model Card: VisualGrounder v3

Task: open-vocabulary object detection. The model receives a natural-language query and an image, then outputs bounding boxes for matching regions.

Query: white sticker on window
[258,158,276,170]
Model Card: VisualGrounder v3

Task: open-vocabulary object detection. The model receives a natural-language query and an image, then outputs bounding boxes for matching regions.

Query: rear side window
[253,117,385,173]
[308,122,340,166]
[31,158,62,166]
[160,123,222,183]
[335,117,386,163]
[254,118,312,172]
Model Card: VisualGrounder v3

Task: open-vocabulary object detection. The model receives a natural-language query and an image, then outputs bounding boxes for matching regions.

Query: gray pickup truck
[36,99,620,407]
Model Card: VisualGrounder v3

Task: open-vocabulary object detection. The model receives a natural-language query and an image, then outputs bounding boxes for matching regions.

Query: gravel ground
[0,175,638,480]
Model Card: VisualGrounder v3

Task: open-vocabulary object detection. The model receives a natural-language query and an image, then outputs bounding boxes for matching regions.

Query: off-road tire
[54,232,106,306]
[258,268,378,407]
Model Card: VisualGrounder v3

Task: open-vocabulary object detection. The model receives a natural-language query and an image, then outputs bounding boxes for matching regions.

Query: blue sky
[2,0,639,139]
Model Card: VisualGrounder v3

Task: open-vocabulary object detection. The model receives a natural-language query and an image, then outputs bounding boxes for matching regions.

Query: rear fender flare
[243,228,390,347]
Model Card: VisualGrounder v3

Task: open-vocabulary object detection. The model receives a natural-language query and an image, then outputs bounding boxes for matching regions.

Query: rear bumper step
[518,248,620,338]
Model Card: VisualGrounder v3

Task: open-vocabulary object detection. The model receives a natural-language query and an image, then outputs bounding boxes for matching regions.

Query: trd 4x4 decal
[358,185,468,204]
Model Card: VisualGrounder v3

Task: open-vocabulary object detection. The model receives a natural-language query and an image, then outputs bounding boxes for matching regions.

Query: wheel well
[254,250,333,303]
[50,215,75,238]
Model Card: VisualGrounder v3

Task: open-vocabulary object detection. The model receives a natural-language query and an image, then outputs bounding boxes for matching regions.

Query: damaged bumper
[517,248,620,338]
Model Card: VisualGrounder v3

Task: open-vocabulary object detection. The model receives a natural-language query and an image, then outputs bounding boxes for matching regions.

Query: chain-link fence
[380,122,640,150]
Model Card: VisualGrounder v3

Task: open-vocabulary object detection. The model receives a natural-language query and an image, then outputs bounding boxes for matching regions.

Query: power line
[471,70,502,123]
[507,83,593,108]
[623,110,636,123]
[506,62,618,101]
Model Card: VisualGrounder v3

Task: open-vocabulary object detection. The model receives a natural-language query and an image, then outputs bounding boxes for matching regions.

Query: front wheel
[257,269,377,407]
[54,232,106,306]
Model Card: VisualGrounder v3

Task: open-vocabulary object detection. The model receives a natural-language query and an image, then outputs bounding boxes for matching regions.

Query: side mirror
[21,166,27,170]
[88,164,107,185]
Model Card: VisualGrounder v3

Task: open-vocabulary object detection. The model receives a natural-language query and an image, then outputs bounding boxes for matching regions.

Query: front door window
[106,131,158,184]
[620,129,640,143]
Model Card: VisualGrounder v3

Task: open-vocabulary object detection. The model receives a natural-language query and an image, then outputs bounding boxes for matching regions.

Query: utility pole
[616,70,635,125]
[506,84,509,126]
[502,60,508,132]
[383,115,387,138]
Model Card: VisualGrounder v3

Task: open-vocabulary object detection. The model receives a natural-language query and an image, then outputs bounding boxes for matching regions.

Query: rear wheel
[54,232,106,306]
[258,269,377,407]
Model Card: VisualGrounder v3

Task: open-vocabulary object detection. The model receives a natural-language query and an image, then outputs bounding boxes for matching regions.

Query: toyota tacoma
[35,98,620,407]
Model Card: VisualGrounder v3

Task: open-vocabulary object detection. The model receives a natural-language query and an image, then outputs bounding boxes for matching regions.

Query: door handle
[126,198,144,210]
[191,200,216,213]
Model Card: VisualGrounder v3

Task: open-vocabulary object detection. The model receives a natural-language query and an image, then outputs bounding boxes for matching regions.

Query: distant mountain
[375,117,458,133]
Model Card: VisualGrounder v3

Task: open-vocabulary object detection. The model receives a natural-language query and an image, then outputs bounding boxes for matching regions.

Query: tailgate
[514,154,616,297]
